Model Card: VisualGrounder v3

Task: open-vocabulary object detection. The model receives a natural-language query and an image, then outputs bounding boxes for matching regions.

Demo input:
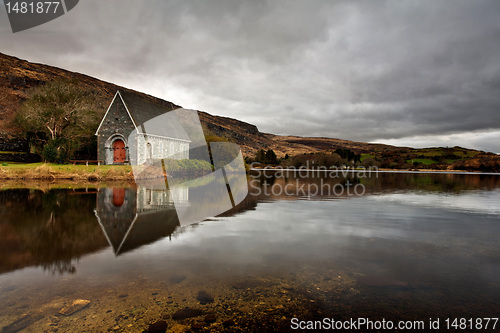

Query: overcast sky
[1,0,500,153]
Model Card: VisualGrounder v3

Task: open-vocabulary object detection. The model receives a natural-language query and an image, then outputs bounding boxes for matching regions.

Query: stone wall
[0,139,29,152]
[0,138,39,163]
[0,153,41,163]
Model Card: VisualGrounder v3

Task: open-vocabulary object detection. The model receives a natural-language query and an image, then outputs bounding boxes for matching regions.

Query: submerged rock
[190,323,203,330]
[196,290,214,304]
[204,313,217,323]
[147,320,167,333]
[222,319,235,327]
[171,307,203,320]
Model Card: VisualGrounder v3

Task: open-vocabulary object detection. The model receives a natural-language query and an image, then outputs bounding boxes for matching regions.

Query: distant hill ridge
[0,52,400,156]
[1,52,499,172]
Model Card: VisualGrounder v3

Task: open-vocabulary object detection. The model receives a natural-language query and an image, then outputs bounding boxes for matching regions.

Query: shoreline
[0,179,137,191]
[250,167,500,175]
[0,163,213,188]
[1,163,499,185]
[0,163,135,182]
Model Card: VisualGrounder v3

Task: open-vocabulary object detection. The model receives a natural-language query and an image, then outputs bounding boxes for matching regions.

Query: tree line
[246,148,374,168]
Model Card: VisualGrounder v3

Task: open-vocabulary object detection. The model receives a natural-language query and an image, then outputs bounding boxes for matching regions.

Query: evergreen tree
[265,149,278,164]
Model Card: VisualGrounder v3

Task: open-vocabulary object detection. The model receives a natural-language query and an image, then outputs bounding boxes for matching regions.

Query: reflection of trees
[0,189,107,275]
[1,173,499,274]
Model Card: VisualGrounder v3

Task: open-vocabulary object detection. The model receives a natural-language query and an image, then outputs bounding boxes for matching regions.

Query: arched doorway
[113,139,126,164]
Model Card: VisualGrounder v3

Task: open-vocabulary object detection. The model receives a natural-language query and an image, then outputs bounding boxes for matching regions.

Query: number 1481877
[5,2,60,14]
[445,318,498,330]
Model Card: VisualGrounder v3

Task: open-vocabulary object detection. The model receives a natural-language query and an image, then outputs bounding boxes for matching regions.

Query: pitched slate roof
[97,90,191,141]
[118,90,178,126]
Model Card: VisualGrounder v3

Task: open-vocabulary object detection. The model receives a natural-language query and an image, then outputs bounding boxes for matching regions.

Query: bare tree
[15,80,101,160]
[17,81,98,139]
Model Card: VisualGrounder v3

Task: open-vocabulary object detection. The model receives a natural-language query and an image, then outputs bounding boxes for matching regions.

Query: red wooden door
[113,140,126,164]
[112,188,125,207]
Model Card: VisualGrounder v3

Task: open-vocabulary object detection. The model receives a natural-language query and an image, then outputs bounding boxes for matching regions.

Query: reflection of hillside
[247,171,500,200]
[1,173,499,275]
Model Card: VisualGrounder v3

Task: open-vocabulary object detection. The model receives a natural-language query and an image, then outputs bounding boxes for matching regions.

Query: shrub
[42,142,59,163]
[42,139,70,163]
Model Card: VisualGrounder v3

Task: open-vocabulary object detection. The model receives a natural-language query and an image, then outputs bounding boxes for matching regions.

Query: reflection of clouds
[171,170,233,226]
[131,190,500,272]
[371,190,500,216]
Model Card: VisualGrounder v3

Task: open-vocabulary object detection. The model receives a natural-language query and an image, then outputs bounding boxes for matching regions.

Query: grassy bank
[0,180,136,191]
[0,163,134,181]
[0,159,214,182]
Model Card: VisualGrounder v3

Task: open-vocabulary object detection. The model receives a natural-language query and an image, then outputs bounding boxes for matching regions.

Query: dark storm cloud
[1,0,500,152]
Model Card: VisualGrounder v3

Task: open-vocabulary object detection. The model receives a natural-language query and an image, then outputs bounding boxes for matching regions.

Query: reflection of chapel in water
[94,187,188,255]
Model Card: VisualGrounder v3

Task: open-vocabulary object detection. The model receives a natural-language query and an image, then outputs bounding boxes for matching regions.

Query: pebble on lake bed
[58,299,90,316]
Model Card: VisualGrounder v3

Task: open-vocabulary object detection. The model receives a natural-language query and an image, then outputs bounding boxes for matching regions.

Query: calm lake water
[0,172,499,332]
